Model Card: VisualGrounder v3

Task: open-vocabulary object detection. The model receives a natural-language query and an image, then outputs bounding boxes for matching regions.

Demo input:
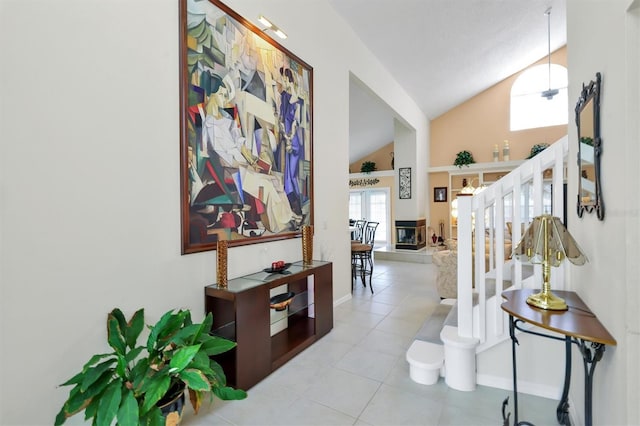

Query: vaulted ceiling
[328,0,567,164]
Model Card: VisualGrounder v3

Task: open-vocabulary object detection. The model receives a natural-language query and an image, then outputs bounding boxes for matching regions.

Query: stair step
[444,302,458,327]
[407,300,454,386]
[406,340,444,385]
[414,300,453,344]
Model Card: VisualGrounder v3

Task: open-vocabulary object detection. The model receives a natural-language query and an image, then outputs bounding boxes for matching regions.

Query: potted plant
[360,161,377,173]
[453,150,475,168]
[580,136,594,147]
[526,143,550,159]
[55,308,247,426]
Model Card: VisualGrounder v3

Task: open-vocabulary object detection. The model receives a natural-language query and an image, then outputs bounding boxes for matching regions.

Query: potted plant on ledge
[453,150,475,168]
[55,308,247,426]
[360,161,377,173]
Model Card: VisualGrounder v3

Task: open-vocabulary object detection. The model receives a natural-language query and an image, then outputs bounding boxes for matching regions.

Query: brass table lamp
[513,215,588,310]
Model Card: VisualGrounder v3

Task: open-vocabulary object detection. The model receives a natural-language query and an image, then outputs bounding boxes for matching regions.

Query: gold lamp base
[526,290,568,311]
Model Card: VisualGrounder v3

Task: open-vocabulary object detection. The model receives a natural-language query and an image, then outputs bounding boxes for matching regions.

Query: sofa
[433,249,458,299]
[432,238,512,299]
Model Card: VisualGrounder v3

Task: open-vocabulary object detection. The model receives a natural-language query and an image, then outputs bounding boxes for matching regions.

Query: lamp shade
[514,215,587,266]
[513,215,587,310]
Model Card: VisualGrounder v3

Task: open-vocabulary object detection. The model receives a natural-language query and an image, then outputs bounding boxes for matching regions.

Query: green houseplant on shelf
[55,308,247,426]
[453,150,475,168]
[360,161,377,173]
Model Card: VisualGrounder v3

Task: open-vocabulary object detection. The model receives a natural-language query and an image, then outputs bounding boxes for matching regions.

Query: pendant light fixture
[541,7,559,100]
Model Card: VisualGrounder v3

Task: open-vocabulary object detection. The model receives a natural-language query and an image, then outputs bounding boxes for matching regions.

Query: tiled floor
[184,259,558,425]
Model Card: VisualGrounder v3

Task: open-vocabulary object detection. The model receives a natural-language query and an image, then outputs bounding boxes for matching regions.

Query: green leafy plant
[526,143,550,159]
[580,137,594,147]
[55,308,247,426]
[360,161,377,173]
[453,151,475,168]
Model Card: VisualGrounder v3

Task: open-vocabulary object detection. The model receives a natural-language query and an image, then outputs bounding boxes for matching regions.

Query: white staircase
[444,136,569,387]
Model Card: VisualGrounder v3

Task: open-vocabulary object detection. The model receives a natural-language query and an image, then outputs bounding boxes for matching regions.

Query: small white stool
[405,340,444,385]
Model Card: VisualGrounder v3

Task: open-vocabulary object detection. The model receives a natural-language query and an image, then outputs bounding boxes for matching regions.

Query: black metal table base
[502,316,606,426]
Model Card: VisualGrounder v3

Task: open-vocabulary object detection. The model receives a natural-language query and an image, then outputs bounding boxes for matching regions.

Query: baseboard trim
[334,293,352,307]
[476,373,576,425]
[476,373,561,399]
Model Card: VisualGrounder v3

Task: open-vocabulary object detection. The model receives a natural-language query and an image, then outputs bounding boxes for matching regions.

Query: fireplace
[395,219,427,250]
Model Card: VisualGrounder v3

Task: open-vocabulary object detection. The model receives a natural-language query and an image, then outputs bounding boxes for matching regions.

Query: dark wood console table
[501,289,616,426]
[205,260,333,390]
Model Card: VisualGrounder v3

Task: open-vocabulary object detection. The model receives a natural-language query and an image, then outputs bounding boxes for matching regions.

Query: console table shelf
[204,260,333,390]
[501,289,616,426]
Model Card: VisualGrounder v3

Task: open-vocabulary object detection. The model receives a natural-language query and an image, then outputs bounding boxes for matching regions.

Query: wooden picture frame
[399,167,411,199]
[179,0,313,254]
[434,187,447,202]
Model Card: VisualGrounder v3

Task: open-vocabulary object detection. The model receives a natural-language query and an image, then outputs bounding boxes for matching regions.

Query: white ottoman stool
[405,340,444,385]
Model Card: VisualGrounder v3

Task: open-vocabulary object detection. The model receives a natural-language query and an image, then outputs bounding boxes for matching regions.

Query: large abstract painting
[179,0,313,254]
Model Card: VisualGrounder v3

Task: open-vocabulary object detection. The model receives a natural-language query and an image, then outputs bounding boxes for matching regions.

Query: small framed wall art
[434,187,447,202]
[399,167,411,199]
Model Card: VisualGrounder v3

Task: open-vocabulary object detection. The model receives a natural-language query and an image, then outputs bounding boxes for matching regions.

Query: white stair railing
[455,136,569,345]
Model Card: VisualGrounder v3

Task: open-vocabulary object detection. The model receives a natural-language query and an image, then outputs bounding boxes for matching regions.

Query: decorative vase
[302,225,313,264]
[216,240,228,288]
[503,140,510,161]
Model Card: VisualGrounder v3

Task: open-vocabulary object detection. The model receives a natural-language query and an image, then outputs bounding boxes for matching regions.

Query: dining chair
[351,221,379,293]
[350,219,367,243]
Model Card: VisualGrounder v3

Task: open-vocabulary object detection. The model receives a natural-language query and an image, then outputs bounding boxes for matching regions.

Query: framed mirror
[575,72,604,220]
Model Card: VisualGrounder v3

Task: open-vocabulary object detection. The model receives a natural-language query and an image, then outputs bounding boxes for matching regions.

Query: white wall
[566,0,639,425]
[0,0,427,424]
